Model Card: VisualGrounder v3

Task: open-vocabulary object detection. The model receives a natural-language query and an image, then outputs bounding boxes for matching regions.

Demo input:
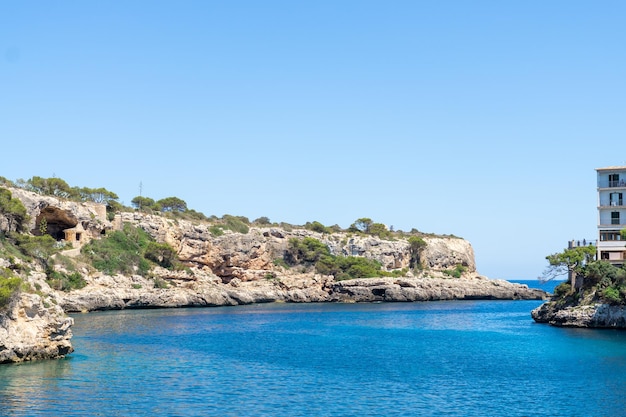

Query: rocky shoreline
[1,187,548,364]
[57,272,547,313]
[1,269,547,364]
[531,300,626,328]
[0,293,73,364]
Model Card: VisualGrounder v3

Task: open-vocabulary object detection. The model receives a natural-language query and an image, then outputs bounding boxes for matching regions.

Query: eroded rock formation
[1,189,548,363]
[532,301,626,328]
[5,187,109,246]
[0,293,73,364]
[116,212,477,282]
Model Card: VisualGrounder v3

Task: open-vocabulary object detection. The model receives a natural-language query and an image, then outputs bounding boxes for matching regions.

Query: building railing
[568,239,597,249]
[599,201,624,207]
[599,180,626,188]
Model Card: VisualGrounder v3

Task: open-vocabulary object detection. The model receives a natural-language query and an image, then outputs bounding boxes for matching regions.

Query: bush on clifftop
[543,252,626,306]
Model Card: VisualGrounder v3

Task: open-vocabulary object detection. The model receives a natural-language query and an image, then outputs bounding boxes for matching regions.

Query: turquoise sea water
[1,280,626,417]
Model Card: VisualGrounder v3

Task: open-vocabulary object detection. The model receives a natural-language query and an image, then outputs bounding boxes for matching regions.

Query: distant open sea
[1,280,626,417]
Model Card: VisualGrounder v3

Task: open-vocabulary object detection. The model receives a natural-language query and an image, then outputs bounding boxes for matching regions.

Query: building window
[611,192,624,206]
[609,174,620,187]
[600,231,622,241]
[611,212,620,225]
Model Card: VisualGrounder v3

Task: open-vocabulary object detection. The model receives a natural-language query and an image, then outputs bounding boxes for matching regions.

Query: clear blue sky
[2,1,625,280]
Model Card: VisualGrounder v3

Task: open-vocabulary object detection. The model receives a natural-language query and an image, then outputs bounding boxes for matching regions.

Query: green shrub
[332,256,384,281]
[368,223,391,239]
[0,188,29,232]
[553,282,571,297]
[306,221,331,234]
[8,233,60,271]
[582,261,624,287]
[391,268,409,277]
[0,268,22,307]
[144,241,178,269]
[209,225,224,236]
[408,236,427,269]
[284,237,390,281]
[47,270,87,292]
[176,209,208,221]
[153,277,169,289]
[443,264,467,278]
[273,258,289,269]
[285,237,331,265]
[278,222,294,232]
[221,215,249,234]
[81,223,153,276]
[602,286,622,304]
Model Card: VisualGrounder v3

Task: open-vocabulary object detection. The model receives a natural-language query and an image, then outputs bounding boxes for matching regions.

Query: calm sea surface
[1,280,626,417]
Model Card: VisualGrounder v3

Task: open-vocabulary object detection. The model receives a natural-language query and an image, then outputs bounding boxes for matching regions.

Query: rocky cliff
[0,292,73,364]
[116,211,477,279]
[532,299,626,328]
[5,187,109,241]
[1,188,547,363]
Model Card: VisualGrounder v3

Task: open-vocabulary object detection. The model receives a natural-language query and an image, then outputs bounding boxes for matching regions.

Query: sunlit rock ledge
[0,293,73,364]
[532,302,626,328]
[1,268,547,364]
[57,270,547,313]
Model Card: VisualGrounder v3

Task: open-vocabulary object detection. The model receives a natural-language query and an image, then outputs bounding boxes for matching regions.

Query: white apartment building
[597,166,626,265]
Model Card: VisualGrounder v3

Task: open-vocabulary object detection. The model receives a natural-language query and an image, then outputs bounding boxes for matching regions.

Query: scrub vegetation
[1,175,466,293]
[81,223,181,276]
[282,237,408,281]
[0,267,22,308]
[543,244,626,306]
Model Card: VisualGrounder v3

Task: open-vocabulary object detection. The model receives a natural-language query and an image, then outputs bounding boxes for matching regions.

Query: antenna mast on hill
[139,181,143,197]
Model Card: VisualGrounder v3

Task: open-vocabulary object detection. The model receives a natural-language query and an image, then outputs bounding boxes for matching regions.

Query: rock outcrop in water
[532,299,626,328]
[0,187,547,363]
[0,292,73,364]
[56,270,545,313]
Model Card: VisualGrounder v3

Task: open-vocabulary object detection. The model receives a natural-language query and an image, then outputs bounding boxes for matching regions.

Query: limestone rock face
[420,237,476,271]
[57,269,336,312]
[3,187,109,241]
[532,302,626,328]
[0,293,73,364]
[57,268,546,313]
[117,212,477,280]
[330,276,546,302]
[0,190,545,365]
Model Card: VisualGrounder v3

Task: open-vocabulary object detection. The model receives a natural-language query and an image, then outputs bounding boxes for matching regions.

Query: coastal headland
[1,185,545,363]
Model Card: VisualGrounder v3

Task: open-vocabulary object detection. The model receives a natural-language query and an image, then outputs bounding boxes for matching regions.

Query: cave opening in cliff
[33,206,78,241]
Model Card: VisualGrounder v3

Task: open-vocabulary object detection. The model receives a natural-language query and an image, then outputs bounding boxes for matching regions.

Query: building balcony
[598,180,626,189]
[599,223,626,228]
[599,201,624,208]
[597,240,626,248]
